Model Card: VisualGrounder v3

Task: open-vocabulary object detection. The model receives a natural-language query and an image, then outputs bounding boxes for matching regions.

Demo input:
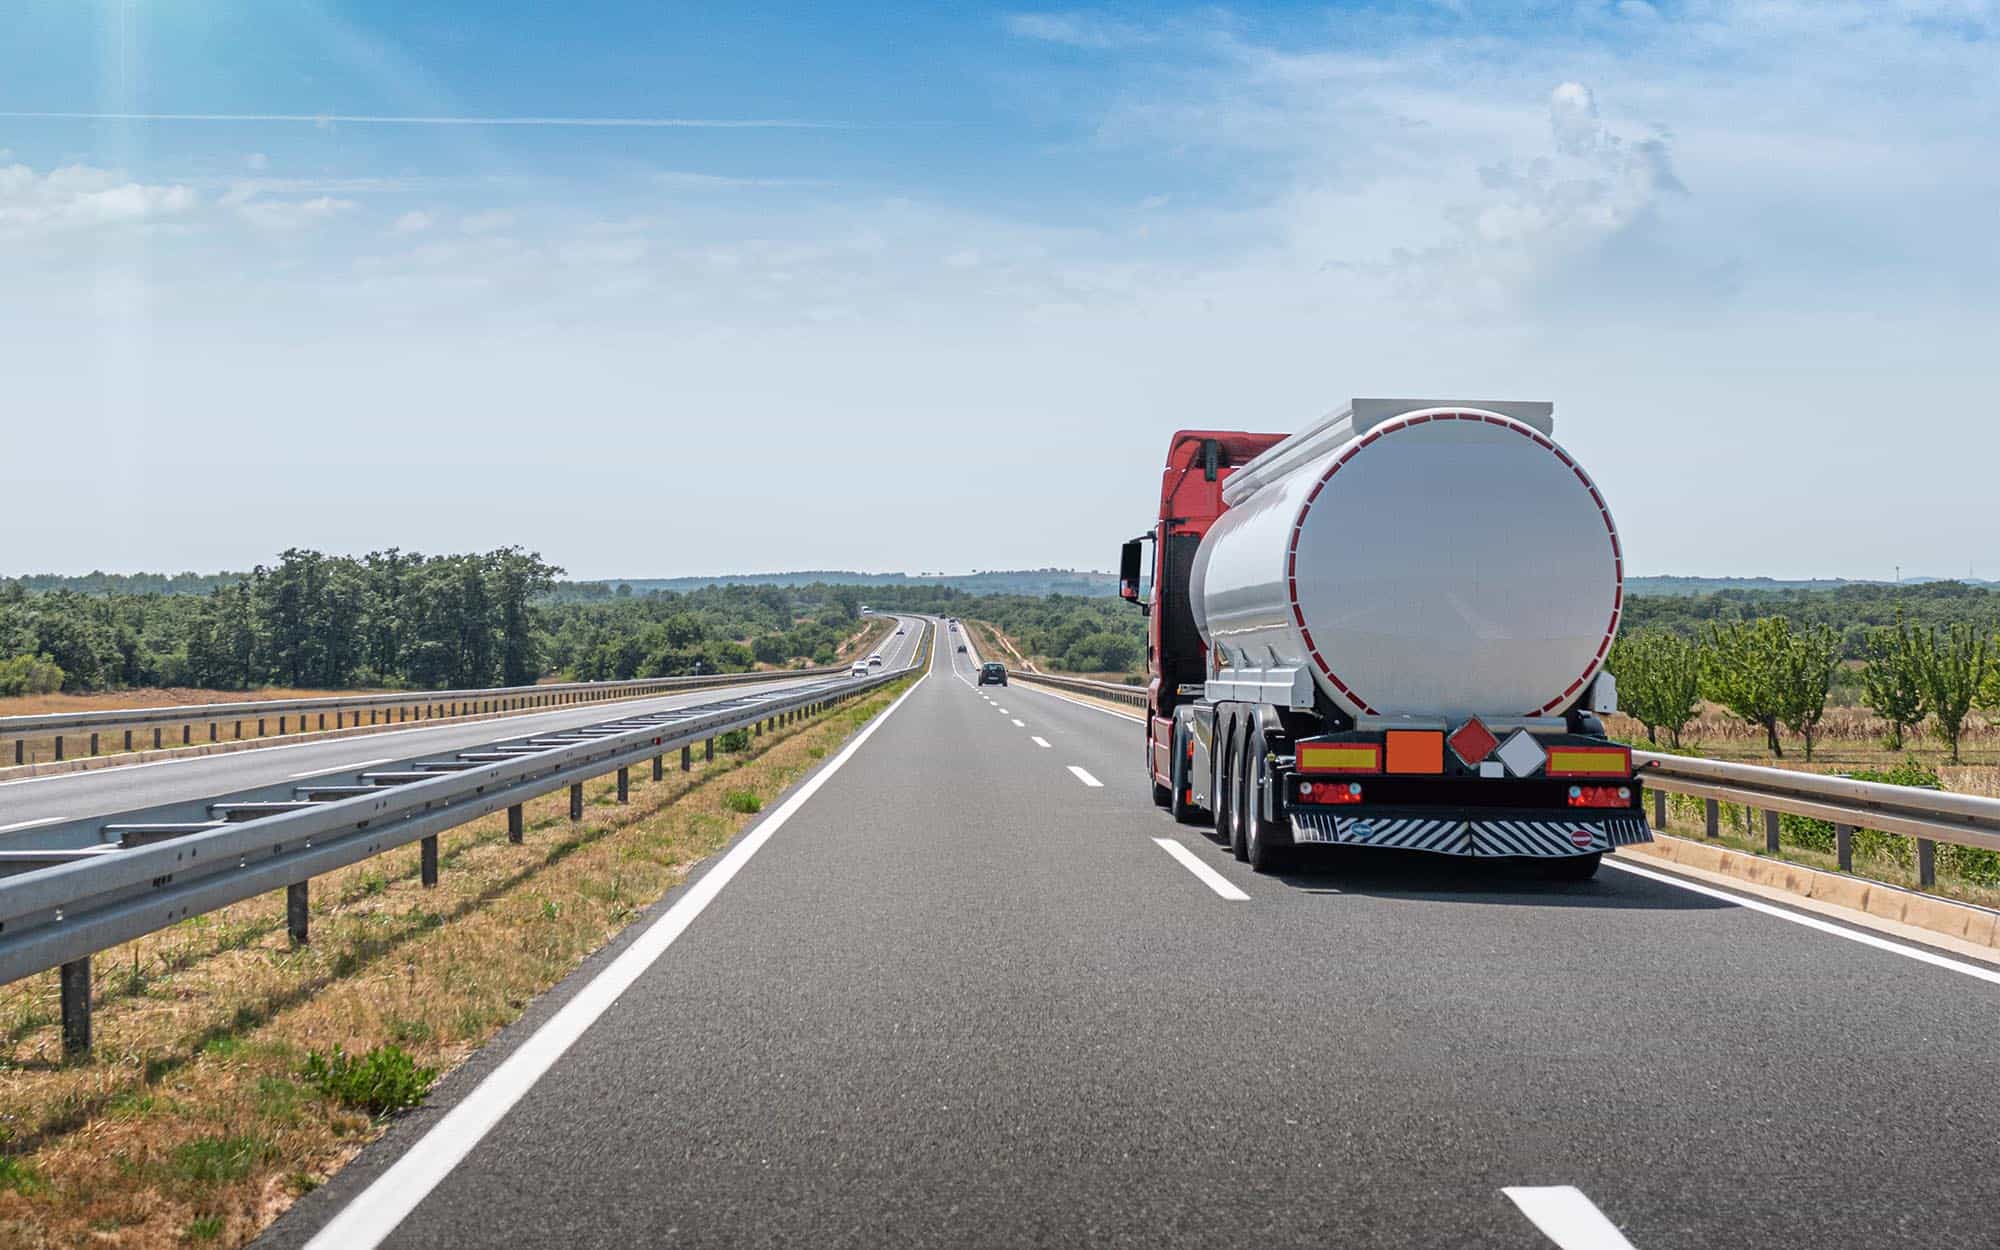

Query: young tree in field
[1861,612,1928,749]
[1777,623,1841,762]
[1919,622,1992,764]
[1702,617,1795,756]
[1608,629,1703,747]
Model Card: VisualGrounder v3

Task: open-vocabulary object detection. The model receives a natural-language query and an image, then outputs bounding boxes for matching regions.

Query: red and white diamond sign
[1448,717,1498,767]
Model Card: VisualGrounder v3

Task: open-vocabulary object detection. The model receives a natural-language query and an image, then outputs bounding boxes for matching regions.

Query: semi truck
[1119,398,1647,879]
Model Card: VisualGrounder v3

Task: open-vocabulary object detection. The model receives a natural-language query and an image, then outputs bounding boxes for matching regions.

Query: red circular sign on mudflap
[1570,829,1594,849]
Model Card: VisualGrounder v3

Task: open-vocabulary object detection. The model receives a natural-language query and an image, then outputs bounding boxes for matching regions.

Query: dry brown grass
[0,688,385,720]
[0,680,907,1249]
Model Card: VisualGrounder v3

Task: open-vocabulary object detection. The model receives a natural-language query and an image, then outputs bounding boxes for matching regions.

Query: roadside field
[0,679,912,1250]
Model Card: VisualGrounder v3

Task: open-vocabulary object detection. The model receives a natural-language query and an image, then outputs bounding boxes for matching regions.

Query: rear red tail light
[1299,780,1363,805]
[1567,785,1632,808]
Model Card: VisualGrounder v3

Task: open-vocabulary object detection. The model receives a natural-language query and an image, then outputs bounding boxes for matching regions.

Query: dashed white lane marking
[1152,837,1250,901]
[1012,719,1025,727]
[0,816,62,834]
[997,708,1010,715]
[298,661,930,1250]
[1031,737,1051,748]
[1605,859,2000,987]
[1503,1186,1638,1249]
[289,758,390,780]
[1067,765,1103,788]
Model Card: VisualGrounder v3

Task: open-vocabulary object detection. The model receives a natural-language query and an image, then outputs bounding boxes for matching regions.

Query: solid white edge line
[1605,858,2000,987]
[1014,680,1145,723]
[0,816,62,834]
[1152,837,1250,901]
[289,758,391,780]
[1503,1185,1638,1249]
[300,662,930,1250]
[1067,765,1103,788]
[1030,737,1051,748]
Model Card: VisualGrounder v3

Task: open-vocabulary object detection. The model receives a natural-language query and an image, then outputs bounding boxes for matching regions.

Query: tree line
[0,551,875,696]
[1611,613,1999,762]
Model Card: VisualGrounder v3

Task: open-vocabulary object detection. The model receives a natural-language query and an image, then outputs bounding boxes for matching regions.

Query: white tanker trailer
[1118,399,1647,877]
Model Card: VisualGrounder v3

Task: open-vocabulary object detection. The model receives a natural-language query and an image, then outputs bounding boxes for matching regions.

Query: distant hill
[1629,575,1995,596]
[583,569,1119,597]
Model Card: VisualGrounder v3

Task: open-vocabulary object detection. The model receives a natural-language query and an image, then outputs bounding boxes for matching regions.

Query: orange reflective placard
[1297,742,1381,774]
[1384,730,1444,774]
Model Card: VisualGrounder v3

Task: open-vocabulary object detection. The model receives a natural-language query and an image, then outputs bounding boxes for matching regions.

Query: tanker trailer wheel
[1243,744,1292,874]
[1541,852,1602,882]
[1228,723,1252,862]
[1212,727,1237,848]
[1170,726,1205,825]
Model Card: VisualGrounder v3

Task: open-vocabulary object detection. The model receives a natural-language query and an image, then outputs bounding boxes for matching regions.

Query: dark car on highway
[978,661,1007,686]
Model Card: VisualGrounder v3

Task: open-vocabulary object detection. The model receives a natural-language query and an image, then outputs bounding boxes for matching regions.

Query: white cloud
[392,210,434,234]
[246,152,269,171]
[1003,11,1144,48]
[0,161,197,236]
[221,186,358,231]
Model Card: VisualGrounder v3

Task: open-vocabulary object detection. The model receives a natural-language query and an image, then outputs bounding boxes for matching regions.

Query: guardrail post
[682,745,692,772]
[181,725,190,745]
[754,719,762,737]
[1765,810,1780,854]
[209,722,217,742]
[705,737,715,762]
[60,957,90,1056]
[258,718,266,737]
[234,719,243,739]
[54,734,63,761]
[652,754,663,782]
[12,740,20,765]
[617,766,629,804]
[288,881,310,945]
[279,715,287,735]
[508,804,524,843]
[420,836,439,887]
[1918,837,1937,888]
[1836,824,1854,872]
[153,727,163,750]
[89,731,98,756]
[1704,798,1718,839]
[570,783,584,821]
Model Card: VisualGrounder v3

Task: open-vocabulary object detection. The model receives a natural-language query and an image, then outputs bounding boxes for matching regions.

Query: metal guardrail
[1005,668,1147,707]
[1635,750,2000,887]
[1,667,844,766]
[1004,666,1998,892]
[1,618,930,1054]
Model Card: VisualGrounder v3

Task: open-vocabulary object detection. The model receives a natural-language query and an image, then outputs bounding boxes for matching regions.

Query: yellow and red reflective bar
[1296,742,1381,774]
[1545,745,1632,778]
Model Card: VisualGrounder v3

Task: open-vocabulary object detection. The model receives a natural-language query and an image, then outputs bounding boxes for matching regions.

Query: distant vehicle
[869,655,884,668]
[978,662,1007,686]
[896,628,905,635]
[849,661,869,676]
[957,644,967,653]
[1122,400,1641,877]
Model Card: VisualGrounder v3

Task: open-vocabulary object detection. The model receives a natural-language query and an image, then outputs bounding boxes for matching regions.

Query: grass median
[0,676,912,1249]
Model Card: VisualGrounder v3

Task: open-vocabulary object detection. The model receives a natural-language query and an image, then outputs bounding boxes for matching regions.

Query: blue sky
[3,1,1997,580]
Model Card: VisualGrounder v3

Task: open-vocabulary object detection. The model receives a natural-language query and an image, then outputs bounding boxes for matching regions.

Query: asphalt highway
[0,620,921,841]
[259,617,2000,1249]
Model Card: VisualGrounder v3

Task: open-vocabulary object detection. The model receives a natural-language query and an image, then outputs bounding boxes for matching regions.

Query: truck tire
[1228,723,1252,862]
[1244,744,1291,874]
[1170,727,1204,825]
[1541,852,1602,882]
[1212,730,1236,848]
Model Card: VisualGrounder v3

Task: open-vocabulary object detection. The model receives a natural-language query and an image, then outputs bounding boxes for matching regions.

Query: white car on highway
[849,661,869,676]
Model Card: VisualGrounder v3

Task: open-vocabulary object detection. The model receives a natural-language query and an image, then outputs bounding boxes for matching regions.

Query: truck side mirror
[1118,538,1145,606]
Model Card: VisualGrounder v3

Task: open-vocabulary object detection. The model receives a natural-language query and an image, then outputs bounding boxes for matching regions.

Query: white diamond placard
[1494,728,1548,778]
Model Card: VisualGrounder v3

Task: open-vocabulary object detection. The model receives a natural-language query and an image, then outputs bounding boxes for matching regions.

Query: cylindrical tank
[1190,406,1622,720]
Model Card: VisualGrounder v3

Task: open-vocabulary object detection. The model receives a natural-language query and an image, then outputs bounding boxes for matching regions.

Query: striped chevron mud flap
[1290,811,1652,858]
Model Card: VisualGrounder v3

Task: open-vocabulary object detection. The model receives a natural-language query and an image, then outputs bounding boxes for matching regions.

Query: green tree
[1702,617,1795,756]
[1777,623,1841,762]
[1608,629,1702,748]
[1919,622,1992,764]
[1860,611,1928,749]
